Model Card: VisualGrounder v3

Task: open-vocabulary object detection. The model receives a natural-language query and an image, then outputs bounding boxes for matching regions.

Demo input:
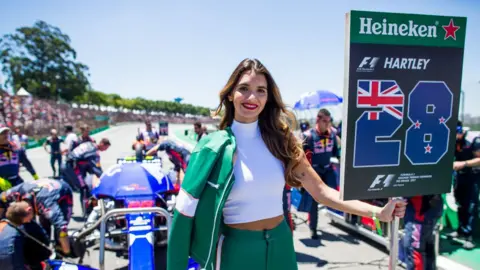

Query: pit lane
[18,122,425,270]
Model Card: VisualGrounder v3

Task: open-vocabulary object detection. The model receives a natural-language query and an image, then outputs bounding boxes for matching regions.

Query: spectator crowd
[0,89,215,140]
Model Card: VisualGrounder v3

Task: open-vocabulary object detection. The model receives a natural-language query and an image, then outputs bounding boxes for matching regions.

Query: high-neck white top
[222,120,285,224]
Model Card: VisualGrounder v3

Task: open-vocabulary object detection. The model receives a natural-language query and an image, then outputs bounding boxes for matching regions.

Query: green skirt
[215,220,298,270]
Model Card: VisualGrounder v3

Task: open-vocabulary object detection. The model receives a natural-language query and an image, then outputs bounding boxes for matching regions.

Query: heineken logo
[359,17,460,40]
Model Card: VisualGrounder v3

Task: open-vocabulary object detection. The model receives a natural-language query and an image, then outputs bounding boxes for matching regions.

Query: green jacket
[167,127,237,270]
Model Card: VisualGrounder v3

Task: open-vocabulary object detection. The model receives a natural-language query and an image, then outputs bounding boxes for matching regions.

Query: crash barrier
[25,125,110,149]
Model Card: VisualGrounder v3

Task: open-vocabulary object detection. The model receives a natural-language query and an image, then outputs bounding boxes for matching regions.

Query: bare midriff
[225,214,284,231]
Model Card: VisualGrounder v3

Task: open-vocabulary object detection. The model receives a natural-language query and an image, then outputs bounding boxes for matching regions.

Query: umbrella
[294,90,343,110]
[92,162,175,198]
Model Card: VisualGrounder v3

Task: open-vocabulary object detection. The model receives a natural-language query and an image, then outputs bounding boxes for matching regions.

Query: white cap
[0,125,10,134]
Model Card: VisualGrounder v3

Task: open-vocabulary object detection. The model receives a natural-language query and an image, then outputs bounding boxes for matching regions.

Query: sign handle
[388,198,400,270]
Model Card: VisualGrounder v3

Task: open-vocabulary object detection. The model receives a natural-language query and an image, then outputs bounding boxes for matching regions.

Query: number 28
[353,81,453,168]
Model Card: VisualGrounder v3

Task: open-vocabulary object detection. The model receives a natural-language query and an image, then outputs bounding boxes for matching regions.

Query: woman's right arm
[294,155,406,222]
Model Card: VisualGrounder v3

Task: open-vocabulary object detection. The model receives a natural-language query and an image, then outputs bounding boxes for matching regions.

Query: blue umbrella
[92,163,174,198]
[294,90,343,110]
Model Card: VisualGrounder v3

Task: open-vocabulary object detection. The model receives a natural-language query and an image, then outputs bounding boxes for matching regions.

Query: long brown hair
[213,58,304,187]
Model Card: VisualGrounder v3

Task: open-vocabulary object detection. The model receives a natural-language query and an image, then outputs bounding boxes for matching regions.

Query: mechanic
[11,126,28,150]
[193,121,205,142]
[0,201,35,270]
[0,125,39,192]
[302,108,340,239]
[145,138,191,179]
[43,129,64,178]
[70,124,96,152]
[63,138,110,214]
[9,126,37,177]
[0,179,74,257]
[137,120,160,149]
[0,201,51,270]
[133,120,160,161]
[451,121,480,249]
[336,121,342,138]
[63,125,78,155]
[402,194,443,270]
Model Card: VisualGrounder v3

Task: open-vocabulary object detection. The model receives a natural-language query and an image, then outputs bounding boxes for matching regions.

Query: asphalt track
[18,123,458,270]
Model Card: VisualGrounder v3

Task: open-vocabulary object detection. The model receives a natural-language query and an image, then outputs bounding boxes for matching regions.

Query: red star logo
[424,144,433,154]
[414,120,422,129]
[439,117,446,124]
[442,19,460,40]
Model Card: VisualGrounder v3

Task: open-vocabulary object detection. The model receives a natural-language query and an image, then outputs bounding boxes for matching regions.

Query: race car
[72,156,199,270]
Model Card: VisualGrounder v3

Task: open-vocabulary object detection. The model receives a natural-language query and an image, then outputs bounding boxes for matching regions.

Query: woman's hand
[453,161,466,171]
[378,199,407,222]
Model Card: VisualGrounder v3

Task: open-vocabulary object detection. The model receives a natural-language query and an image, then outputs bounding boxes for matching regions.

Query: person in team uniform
[11,126,29,150]
[137,120,160,149]
[0,179,75,257]
[193,121,205,142]
[70,124,96,152]
[11,127,35,172]
[63,125,78,155]
[0,201,36,270]
[44,129,64,178]
[450,121,480,249]
[336,121,342,138]
[302,108,340,239]
[0,125,39,191]
[0,201,52,270]
[146,139,191,173]
[63,139,110,215]
[402,194,443,269]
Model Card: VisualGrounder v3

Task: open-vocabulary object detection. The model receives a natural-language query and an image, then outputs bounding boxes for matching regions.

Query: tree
[0,20,213,117]
[0,20,90,100]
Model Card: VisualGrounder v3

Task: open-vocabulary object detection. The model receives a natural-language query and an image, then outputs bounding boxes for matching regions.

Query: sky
[1,0,479,117]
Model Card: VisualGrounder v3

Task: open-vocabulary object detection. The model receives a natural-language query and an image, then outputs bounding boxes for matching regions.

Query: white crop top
[222,120,285,224]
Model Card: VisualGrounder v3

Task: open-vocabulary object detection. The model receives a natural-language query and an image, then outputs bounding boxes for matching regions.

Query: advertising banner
[159,121,169,136]
[341,10,467,200]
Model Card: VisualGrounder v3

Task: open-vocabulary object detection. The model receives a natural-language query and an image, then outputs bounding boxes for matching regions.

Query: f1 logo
[357,57,380,72]
[369,174,395,189]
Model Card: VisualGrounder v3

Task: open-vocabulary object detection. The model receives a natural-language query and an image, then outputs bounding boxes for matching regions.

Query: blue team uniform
[0,179,73,241]
[302,128,340,235]
[154,140,191,172]
[454,135,480,238]
[0,142,37,191]
[402,195,443,270]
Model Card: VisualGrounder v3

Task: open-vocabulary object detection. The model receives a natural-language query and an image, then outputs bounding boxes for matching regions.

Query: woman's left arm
[295,155,406,222]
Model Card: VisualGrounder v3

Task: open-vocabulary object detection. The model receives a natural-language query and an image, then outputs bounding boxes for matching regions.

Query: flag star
[424,144,433,154]
[439,117,446,124]
[414,120,422,129]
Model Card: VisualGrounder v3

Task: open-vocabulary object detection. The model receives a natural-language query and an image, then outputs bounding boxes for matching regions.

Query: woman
[167,58,406,270]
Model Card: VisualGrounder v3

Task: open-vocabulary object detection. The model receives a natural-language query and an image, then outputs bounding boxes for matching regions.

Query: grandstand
[0,89,215,139]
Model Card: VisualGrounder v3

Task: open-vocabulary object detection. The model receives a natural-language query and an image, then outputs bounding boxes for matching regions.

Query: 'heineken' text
[359,17,437,38]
